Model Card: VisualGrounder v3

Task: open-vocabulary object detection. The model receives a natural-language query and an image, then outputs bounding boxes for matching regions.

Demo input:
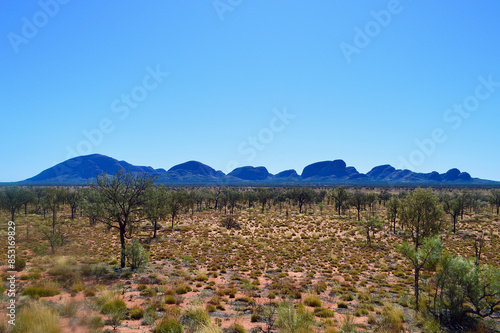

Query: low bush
[130,306,145,320]
[125,240,149,270]
[314,307,335,318]
[153,317,183,333]
[303,296,322,307]
[227,324,246,333]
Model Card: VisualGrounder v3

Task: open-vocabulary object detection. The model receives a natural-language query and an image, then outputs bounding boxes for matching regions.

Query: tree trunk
[414,268,420,312]
[52,210,57,234]
[11,210,15,222]
[120,225,126,268]
[153,219,157,239]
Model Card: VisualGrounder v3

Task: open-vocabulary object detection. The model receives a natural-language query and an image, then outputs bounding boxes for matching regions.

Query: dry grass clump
[275,302,315,333]
[95,290,126,315]
[375,304,404,333]
[179,304,212,332]
[13,301,61,333]
[21,281,61,298]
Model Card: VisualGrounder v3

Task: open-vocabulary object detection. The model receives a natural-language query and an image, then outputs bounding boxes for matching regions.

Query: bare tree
[86,171,154,268]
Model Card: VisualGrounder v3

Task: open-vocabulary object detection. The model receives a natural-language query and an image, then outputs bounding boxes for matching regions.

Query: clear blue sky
[1,1,500,182]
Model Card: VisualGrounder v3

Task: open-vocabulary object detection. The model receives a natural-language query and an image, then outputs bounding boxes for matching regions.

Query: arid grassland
[0,184,499,333]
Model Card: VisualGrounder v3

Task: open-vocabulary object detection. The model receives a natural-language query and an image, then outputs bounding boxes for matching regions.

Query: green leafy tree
[330,186,350,216]
[366,192,378,214]
[225,188,241,215]
[429,253,500,328]
[0,186,28,221]
[244,190,258,209]
[86,171,154,268]
[143,186,169,238]
[65,188,82,220]
[288,187,315,214]
[42,187,66,235]
[441,194,462,233]
[399,188,443,251]
[256,188,273,213]
[488,189,500,214]
[398,235,443,312]
[361,214,383,247]
[350,190,367,221]
[167,190,187,229]
[386,196,400,233]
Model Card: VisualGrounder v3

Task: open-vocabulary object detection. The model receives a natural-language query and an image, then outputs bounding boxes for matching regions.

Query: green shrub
[165,295,178,304]
[227,324,246,333]
[195,271,209,281]
[125,240,149,270]
[303,296,322,307]
[140,287,156,297]
[142,308,158,325]
[175,284,192,294]
[70,282,85,293]
[13,301,61,333]
[337,302,348,309]
[250,312,261,322]
[96,291,126,315]
[153,317,183,333]
[85,316,103,330]
[14,258,26,271]
[129,306,144,320]
[314,307,335,318]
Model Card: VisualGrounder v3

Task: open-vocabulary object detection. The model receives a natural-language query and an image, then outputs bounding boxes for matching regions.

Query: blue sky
[1,1,500,182]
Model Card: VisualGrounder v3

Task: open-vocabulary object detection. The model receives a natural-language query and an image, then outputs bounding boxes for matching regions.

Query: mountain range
[9,154,497,186]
